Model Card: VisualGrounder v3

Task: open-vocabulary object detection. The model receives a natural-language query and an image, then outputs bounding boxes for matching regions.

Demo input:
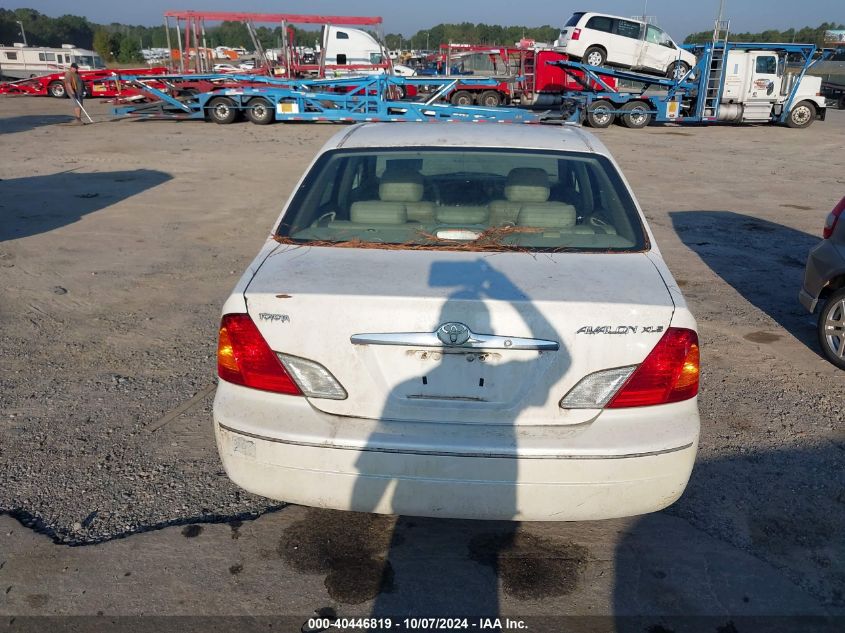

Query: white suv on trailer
[213,123,700,521]
[556,11,697,78]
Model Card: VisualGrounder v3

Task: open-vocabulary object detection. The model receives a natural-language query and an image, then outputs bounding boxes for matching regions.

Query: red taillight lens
[607,328,699,408]
[822,196,845,239]
[571,28,581,41]
[217,313,302,395]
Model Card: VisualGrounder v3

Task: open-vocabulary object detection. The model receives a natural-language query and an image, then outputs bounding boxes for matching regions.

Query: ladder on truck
[700,19,731,119]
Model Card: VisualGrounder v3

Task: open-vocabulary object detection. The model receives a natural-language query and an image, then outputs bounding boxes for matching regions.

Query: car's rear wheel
[818,288,845,369]
[585,100,615,128]
[786,100,815,128]
[207,96,238,124]
[619,101,652,129]
[583,46,607,67]
[450,90,474,106]
[246,97,274,124]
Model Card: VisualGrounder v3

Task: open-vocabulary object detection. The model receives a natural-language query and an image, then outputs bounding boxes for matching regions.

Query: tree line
[1,8,323,62]
[684,22,845,46]
[384,23,562,50]
[3,8,843,65]
[2,9,562,61]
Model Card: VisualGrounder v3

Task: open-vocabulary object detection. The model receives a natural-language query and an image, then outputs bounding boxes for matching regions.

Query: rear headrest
[517,203,577,229]
[379,170,424,203]
[350,201,408,224]
[505,168,550,203]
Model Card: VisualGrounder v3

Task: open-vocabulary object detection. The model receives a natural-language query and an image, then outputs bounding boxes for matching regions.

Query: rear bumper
[213,381,699,521]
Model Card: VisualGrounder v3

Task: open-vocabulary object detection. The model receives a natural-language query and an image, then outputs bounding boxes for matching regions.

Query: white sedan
[214,123,700,521]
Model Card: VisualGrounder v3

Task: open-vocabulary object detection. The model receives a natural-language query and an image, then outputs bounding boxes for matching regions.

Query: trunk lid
[245,246,675,425]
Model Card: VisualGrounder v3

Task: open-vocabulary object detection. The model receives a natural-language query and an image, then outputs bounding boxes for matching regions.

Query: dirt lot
[1,96,844,626]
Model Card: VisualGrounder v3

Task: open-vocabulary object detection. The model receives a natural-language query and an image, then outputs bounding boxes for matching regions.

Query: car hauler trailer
[551,40,832,129]
[0,67,167,97]
[112,73,542,124]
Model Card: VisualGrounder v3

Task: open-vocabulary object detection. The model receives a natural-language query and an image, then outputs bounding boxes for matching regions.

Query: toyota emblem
[436,322,471,346]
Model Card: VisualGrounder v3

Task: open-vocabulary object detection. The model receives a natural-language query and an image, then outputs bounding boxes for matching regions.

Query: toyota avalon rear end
[213,123,699,521]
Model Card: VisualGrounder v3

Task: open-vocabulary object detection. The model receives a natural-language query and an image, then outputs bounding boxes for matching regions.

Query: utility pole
[16,20,28,46]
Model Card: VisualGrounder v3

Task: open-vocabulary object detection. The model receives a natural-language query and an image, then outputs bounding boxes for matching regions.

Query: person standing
[63,63,85,125]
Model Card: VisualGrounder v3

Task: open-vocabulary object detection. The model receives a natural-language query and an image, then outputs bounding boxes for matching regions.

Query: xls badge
[576,325,664,335]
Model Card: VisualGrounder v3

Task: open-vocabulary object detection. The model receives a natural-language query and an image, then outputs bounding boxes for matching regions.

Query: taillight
[606,328,699,408]
[217,313,302,395]
[571,28,581,41]
[822,196,845,239]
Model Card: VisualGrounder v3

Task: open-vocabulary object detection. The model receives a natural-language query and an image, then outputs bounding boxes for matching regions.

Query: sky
[6,1,844,40]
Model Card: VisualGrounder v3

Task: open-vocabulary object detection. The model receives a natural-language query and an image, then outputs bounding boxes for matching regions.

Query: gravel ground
[0,98,843,608]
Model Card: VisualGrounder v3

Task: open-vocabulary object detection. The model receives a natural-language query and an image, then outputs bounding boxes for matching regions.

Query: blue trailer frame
[549,42,833,127]
[112,73,542,124]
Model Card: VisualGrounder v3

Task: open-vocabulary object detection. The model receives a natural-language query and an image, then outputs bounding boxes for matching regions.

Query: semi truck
[553,41,833,129]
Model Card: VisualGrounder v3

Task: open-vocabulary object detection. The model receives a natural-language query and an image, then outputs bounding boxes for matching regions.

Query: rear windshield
[276,148,647,253]
[564,13,585,28]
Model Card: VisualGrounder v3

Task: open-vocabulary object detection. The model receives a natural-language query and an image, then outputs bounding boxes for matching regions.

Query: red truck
[429,44,617,107]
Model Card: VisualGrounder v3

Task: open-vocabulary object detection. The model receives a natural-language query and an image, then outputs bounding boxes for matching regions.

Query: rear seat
[436,205,489,225]
[336,169,435,228]
[489,168,580,230]
[378,169,435,222]
[348,201,407,224]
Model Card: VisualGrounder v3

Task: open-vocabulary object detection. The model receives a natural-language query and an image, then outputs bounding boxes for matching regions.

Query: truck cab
[719,49,826,126]
[321,26,386,68]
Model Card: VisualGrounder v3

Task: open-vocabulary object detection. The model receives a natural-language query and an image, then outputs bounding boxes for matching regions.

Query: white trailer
[0,43,105,79]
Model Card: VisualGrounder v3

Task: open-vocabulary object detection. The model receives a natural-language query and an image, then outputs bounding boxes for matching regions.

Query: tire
[207,96,238,124]
[48,81,66,98]
[450,90,474,106]
[585,100,615,128]
[818,288,845,369]
[583,46,606,67]
[246,97,274,125]
[478,90,502,107]
[666,61,691,80]
[619,101,652,129]
[785,100,815,129]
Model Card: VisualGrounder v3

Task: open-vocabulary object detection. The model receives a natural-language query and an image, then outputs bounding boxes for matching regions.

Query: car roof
[577,11,645,24]
[330,122,608,156]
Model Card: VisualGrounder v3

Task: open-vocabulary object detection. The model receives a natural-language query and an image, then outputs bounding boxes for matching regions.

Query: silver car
[799,196,845,369]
